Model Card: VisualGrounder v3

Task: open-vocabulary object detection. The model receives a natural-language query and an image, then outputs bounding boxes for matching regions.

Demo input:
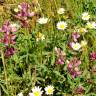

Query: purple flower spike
[55,47,66,65]
[90,51,96,61]
[67,57,81,79]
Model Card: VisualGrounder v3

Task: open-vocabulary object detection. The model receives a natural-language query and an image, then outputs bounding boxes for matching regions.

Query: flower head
[57,8,65,14]
[78,28,88,33]
[86,22,96,29]
[29,86,43,96]
[90,51,96,61]
[36,32,45,41]
[56,21,67,30]
[55,47,66,65]
[14,8,19,13]
[72,32,80,42]
[81,12,90,20]
[70,42,81,51]
[81,40,87,47]
[74,86,85,94]
[0,20,18,57]
[67,57,81,79]
[45,85,54,95]
[37,17,48,24]
[14,2,34,27]
[5,47,15,57]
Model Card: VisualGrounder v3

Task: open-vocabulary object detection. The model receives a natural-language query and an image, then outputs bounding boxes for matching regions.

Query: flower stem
[1,49,8,91]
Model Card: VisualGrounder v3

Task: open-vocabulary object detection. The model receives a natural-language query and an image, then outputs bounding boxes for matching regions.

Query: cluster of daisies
[17,85,54,96]
[69,12,96,51]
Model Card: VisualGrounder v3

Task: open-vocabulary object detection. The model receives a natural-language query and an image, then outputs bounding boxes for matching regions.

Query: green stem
[1,49,8,94]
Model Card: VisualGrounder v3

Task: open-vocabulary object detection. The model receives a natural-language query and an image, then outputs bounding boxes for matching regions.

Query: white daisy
[37,17,48,24]
[45,85,54,95]
[17,92,23,96]
[29,86,43,96]
[71,42,81,51]
[57,8,65,14]
[57,21,67,30]
[81,12,90,20]
[86,22,96,29]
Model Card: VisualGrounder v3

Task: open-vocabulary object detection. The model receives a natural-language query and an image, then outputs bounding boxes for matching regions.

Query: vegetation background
[0,0,96,96]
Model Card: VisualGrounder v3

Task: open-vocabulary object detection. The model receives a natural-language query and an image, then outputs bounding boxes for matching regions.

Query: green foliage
[0,0,96,96]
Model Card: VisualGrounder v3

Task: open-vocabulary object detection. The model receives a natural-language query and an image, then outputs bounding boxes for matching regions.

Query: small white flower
[14,8,19,13]
[86,22,96,29]
[81,40,87,47]
[57,8,65,14]
[29,86,43,96]
[17,92,23,96]
[82,12,90,20]
[71,42,81,51]
[45,85,54,95]
[57,21,67,30]
[37,17,48,24]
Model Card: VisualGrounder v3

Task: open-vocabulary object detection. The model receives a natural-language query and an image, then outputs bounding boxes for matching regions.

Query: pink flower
[0,20,17,33]
[55,47,66,65]
[5,47,15,57]
[72,32,80,42]
[56,58,64,65]
[14,2,35,27]
[0,20,11,33]
[0,20,18,58]
[90,51,96,61]
[3,33,16,46]
[67,57,81,79]
[74,86,85,94]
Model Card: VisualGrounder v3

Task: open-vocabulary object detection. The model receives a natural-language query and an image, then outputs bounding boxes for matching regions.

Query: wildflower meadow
[0,0,96,96]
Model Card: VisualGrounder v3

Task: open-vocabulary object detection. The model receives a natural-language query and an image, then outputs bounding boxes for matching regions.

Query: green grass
[0,0,96,96]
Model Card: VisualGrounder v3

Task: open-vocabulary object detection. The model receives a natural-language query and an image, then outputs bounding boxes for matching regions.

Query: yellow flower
[81,40,87,47]
[36,32,45,41]
[78,28,87,33]
[45,85,54,95]
[82,12,90,20]
[14,8,19,13]
[57,21,67,30]
[57,8,65,14]
[29,86,43,96]
[86,22,96,29]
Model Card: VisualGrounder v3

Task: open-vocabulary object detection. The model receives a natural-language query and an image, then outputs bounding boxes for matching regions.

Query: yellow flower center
[47,88,53,94]
[74,44,79,49]
[34,91,40,96]
[60,24,65,29]
[79,28,84,33]
[83,15,89,19]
